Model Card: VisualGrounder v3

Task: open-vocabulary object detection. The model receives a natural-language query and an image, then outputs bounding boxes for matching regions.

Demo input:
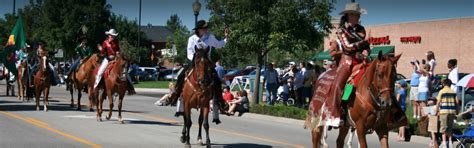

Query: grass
[249,104,307,120]
[133,81,173,89]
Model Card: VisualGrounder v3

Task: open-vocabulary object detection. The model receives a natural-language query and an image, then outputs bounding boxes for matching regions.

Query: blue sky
[1,0,473,29]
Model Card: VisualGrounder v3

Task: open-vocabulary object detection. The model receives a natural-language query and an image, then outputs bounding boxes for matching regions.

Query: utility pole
[13,0,16,15]
[137,0,142,52]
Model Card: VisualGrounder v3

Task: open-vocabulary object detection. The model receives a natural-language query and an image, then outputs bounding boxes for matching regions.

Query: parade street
[0,83,429,148]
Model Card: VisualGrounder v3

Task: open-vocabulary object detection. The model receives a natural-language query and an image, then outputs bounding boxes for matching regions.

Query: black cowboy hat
[193,20,208,30]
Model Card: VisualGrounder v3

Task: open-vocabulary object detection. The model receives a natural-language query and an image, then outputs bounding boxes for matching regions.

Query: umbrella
[457,74,474,88]
[456,73,474,112]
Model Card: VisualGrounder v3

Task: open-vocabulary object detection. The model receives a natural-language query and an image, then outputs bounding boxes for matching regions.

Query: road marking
[0,111,102,148]
[62,114,141,121]
[131,113,305,148]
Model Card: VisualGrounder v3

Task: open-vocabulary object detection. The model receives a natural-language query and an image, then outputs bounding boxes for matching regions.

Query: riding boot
[171,66,188,116]
[126,75,136,95]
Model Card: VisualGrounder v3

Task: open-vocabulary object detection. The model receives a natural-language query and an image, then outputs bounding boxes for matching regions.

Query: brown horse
[307,53,406,148]
[34,56,51,111]
[68,54,100,111]
[179,46,215,147]
[17,60,29,101]
[94,55,130,123]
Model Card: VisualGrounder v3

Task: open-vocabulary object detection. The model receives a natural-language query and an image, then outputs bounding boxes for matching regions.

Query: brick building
[322,17,474,77]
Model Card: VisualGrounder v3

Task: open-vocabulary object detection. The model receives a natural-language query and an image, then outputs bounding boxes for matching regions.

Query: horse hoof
[70,104,74,108]
[76,108,82,111]
[44,108,48,112]
[184,144,191,148]
[206,140,211,148]
[89,108,94,112]
[106,116,111,120]
[97,117,102,122]
[197,139,203,146]
[180,136,186,143]
[36,107,40,111]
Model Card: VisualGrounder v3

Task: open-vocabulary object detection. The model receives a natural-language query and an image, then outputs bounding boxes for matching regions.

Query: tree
[207,0,334,104]
[110,14,148,63]
[165,14,190,64]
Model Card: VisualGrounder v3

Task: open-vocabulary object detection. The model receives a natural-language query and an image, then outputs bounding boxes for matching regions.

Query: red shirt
[223,92,234,103]
[101,38,120,57]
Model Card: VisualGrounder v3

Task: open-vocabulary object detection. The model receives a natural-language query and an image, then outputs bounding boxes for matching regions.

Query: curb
[135,88,169,94]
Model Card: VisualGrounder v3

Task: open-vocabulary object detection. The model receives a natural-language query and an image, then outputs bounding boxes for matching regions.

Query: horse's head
[38,56,48,72]
[193,45,213,86]
[371,52,401,109]
[115,54,130,82]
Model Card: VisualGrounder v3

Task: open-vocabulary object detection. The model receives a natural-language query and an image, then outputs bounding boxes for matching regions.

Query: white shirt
[448,67,459,92]
[428,59,436,75]
[418,75,430,93]
[187,33,227,61]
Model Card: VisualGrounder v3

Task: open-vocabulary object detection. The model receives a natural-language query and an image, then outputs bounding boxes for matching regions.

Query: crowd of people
[394,51,461,148]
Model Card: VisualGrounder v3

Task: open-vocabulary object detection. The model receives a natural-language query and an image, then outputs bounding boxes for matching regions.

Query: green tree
[207,0,334,104]
[110,14,148,63]
[165,14,190,64]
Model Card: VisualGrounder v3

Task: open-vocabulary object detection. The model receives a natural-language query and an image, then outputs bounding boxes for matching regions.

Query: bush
[249,104,307,120]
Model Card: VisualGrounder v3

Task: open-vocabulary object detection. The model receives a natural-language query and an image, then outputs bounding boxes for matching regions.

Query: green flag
[0,15,25,76]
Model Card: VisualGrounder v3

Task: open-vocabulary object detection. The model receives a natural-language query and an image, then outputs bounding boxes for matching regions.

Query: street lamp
[192,0,202,28]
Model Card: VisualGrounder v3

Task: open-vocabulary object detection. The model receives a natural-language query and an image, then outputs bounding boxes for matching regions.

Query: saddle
[94,61,117,78]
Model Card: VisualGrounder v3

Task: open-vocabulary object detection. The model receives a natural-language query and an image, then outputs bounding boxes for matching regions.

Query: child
[425,98,438,148]
[396,80,408,141]
[154,83,176,106]
[228,90,249,116]
[222,86,234,104]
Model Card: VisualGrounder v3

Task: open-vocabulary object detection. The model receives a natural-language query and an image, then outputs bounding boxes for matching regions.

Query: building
[321,17,474,77]
[140,24,174,66]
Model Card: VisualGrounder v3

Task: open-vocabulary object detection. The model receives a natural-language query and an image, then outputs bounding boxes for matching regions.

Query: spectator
[294,64,305,107]
[228,90,249,116]
[396,80,408,141]
[277,78,290,105]
[435,79,457,148]
[447,59,458,92]
[263,63,279,105]
[222,86,234,103]
[303,62,316,106]
[215,60,225,83]
[426,51,436,75]
[410,59,421,119]
[426,97,439,148]
[416,63,432,119]
[154,83,176,106]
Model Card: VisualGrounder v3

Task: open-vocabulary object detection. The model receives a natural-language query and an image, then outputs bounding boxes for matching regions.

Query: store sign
[400,36,421,44]
[369,36,390,45]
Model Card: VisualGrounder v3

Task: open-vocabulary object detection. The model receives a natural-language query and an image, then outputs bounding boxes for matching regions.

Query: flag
[0,15,25,76]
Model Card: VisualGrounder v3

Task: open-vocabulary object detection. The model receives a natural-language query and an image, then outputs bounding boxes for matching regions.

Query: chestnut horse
[68,54,100,111]
[17,60,28,101]
[34,56,51,111]
[94,55,130,123]
[180,46,215,147]
[307,53,407,148]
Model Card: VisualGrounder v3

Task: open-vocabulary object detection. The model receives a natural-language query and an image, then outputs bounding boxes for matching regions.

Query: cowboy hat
[193,20,208,30]
[105,29,119,36]
[339,2,367,15]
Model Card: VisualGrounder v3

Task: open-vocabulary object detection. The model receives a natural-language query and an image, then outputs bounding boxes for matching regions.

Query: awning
[312,46,395,61]
[370,46,395,58]
[312,49,331,61]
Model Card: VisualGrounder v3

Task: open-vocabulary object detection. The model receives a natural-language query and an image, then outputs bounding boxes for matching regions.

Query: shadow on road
[126,120,180,126]
[0,102,75,112]
[212,143,273,148]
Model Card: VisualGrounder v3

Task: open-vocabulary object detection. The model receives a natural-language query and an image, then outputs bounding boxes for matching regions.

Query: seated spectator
[154,83,176,106]
[223,86,234,103]
[228,90,249,116]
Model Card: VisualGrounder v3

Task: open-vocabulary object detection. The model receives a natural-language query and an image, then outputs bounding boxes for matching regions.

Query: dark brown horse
[17,60,28,101]
[94,55,130,123]
[34,56,51,111]
[180,46,215,147]
[68,54,100,111]
[307,53,406,148]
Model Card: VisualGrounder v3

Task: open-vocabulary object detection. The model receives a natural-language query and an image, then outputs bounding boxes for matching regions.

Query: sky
[1,0,473,29]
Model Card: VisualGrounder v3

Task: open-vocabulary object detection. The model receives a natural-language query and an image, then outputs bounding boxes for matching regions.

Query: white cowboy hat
[339,2,367,15]
[105,29,119,36]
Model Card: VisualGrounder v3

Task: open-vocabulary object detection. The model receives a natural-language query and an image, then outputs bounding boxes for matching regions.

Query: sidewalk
[135,88,169,94]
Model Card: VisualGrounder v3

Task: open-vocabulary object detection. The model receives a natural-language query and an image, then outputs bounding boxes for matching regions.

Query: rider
[30,42,59,86]
[94,29,136,95]
[168,20,228,124]
[330,2,370,125]
[66,36,92,76]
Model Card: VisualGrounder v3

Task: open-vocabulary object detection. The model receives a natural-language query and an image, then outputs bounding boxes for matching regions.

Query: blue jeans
[265,83,278,105]
[67,59,81,75]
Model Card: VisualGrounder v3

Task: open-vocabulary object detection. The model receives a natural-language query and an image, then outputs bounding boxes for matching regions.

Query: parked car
[223,67,255,85]
[159,68,182,81]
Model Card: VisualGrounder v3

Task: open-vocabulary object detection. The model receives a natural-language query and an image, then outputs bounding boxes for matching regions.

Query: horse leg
[70,82,74,108]
[311,127,322,148]
[17,79,21,100]
[35,87,40,111]
[336,125,349,148]
[197,109,204,145]
[98,90,106,122]
[88,87,94,112]
[346,128,356,148]
[43,87,49,112]
[93,87,101,122]
[184,105,192,147]
[117,94,124,124]
[356,123,368,148]
[203,107,211,148]
[180,114,187,144]
[376,127,389,148]
[106,90,114,120]
[76,86,82,111]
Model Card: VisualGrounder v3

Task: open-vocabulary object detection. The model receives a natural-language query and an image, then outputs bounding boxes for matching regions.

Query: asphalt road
[0,83,431,148]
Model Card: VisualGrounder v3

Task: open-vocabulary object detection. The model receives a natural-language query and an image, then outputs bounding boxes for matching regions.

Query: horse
[17,60,29,101]
[94,54,130,123]
[179,46,216,147]
[33,55,51,111]
[68,54,100,111]
[306,52,407,148]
